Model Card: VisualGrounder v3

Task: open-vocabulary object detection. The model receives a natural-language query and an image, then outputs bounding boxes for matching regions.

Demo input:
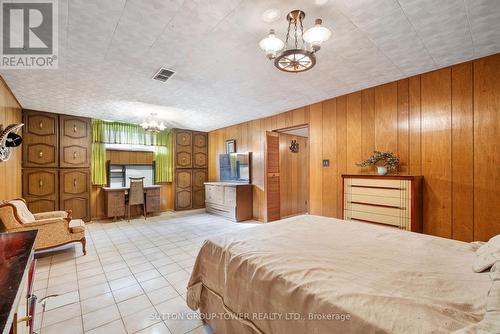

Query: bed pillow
[491,262,500,282]
[473,250,500,273]
[476,234,500,255]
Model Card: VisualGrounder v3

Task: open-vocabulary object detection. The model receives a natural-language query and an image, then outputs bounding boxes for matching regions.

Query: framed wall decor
[226,139,236,153]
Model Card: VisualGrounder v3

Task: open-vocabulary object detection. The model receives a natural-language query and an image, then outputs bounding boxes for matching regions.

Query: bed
[186,215,498,334]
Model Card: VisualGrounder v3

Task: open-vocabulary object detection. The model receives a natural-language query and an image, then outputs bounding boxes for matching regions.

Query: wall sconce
[0,123,24,162]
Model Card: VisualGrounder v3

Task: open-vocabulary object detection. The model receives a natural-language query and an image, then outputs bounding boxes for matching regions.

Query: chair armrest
[25,218,69,227]
[33,211,68,220]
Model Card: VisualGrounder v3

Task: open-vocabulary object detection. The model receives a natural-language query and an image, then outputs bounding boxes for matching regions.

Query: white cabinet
[205,182,252,221]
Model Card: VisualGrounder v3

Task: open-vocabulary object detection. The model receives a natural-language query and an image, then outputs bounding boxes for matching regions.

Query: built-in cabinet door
[175,130,193,169]
[146,188,161,213]
[192,169,207,208]
[59,169,90,221]
[59,115,91,168]
[175,170,192,210]
[193,132,207,169]
[23,169,58,213]
[23,111,58,168]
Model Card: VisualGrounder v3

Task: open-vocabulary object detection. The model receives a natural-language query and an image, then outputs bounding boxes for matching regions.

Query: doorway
[265,126,309,222]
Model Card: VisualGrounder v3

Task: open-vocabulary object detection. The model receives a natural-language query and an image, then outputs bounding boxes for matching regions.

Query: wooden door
[175,130,193,169]
[59,115,91,168]
[23,169,59,213]
[279,133,309,217]
[23,110,58,168]
[59,169,90,221]
[265,131,280,222]
[193,132,208,168]
[192,169,207,208]
[175,169,192,210]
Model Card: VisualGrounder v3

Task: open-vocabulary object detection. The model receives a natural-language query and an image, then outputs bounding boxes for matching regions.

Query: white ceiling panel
[1,0,499,131]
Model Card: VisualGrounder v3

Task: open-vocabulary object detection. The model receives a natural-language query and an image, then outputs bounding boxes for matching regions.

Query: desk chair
[127,177,146,222]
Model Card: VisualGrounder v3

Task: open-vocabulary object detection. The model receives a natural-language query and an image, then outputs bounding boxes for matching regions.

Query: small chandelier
[259,10,331,73]
[140,113,166,132]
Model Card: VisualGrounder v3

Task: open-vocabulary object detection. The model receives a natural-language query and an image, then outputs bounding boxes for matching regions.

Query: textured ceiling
[1,0,500,131]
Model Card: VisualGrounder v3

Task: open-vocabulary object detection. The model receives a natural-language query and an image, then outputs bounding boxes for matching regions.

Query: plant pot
[376,166,388,175]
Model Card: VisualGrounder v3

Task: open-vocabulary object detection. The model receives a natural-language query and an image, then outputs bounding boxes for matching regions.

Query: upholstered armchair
[0,198,86,255]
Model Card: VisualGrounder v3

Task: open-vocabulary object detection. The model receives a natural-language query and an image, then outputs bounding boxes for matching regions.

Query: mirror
[219,153,251,183]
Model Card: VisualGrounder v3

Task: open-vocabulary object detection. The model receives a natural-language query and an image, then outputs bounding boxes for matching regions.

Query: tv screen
[219,153,251,183]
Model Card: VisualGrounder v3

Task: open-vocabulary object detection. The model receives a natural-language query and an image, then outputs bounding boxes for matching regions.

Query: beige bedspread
[187,215,492,334]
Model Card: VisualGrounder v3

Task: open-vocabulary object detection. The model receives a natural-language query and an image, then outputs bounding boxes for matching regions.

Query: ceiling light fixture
[140,113,166,132]
[259,10,331,73]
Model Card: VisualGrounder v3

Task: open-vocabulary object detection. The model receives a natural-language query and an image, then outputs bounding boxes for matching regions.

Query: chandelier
[259,10,331,73]
[140,113,166,132]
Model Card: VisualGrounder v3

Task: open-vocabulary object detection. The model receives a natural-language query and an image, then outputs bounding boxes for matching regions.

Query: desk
[102,185,161,220]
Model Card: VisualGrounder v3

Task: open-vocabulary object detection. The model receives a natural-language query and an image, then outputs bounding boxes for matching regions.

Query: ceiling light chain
[259,9,332,73]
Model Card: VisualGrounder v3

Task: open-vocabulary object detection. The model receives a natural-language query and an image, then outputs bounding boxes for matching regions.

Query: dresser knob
[39,179,43,187]
[38,121,43,129]
[73,124,77,133]
[38,151,43,158]
[73,178,77,187]
[73,152,77,159]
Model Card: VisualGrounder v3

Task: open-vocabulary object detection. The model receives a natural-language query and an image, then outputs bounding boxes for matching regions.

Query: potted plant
[355,151,400,175]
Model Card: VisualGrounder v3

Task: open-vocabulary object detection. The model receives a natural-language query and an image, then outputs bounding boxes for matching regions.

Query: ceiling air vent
[152,68,175,82]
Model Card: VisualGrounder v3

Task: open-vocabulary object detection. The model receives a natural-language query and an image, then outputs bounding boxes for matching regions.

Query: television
[219,153,251,183]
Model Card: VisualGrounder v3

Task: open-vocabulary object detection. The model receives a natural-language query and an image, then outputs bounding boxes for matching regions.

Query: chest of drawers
[342,175,422,232]
[205,182,252,222]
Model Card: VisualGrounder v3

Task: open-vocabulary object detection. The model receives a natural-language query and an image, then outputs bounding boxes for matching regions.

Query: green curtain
[91,119,173,185]
[91,143,107,185]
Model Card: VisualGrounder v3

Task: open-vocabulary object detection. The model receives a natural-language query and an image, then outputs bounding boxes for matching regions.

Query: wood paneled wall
[208,54,500,241]
[0,77,22,200]
[279,133,308,218]
[90,150,174,219]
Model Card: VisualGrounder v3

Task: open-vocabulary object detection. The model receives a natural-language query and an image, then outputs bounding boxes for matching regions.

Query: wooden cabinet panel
[175,130,192,169]
[61,197,90,221]
[146,188,161,213]
[175,170,192,210]
[59,115,91,168]
[192,169,207,208]
[104,190,126,218]
[23,111,58,168]
[174,129,208,211]
[193,132,208,168]
[59,169,90,221]
[60,169,89,196]
[26,143,56,166]
[23,169,58,214]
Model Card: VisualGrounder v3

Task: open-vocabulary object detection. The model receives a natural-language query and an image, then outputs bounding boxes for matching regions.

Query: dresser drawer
[343,175,420,232]
[348,203,405,218]
[346,193,403,207]
[224,186,236,206]
[349,178,406,189]
[206,185,223,205]
[345,209,408,228]
[348,186,402,198]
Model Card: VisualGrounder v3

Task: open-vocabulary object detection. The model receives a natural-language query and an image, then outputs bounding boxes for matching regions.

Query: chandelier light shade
[140,113,166,132]
[259,10,331,73]
[259,29,285,59]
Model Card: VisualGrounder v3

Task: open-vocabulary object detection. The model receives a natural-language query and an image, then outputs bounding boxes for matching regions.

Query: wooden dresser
[342,175,422,232]
[173,129,208,210]
[205,182,252,222]
[22,110,91,221]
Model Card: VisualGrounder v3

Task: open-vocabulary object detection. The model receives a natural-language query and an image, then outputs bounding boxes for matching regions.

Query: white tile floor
[33,210,258,334]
